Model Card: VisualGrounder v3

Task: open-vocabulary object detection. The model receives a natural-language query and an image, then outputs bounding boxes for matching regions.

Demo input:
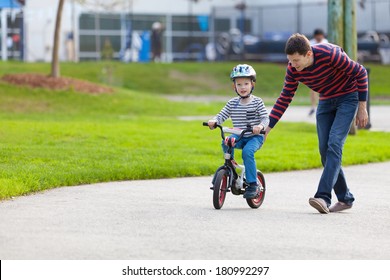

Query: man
[265,33,368,214]
[308,29,328,116]
[310,28,328,45]
[151,22,163,62]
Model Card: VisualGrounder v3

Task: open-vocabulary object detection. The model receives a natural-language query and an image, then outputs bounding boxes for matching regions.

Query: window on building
[79,14,96,30]
[214,18,230,32]
[235,18,251,33]
[172,16,202,32]
[99,14,121,30]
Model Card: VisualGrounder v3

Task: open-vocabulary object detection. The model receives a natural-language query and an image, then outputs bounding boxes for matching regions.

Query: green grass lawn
[0,77,389,200]
[1,61,389,103]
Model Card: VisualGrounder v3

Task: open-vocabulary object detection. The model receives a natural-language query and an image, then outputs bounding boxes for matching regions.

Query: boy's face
[287,51,313,71]
[234,77,253,97]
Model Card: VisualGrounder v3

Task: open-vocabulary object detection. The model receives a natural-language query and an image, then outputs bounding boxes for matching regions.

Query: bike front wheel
[213,169,229,209]
[246,171,266,209]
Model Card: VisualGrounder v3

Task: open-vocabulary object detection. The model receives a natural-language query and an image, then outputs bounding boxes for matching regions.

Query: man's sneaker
[243,185,259,199]
[329,202,352,213]
[308,197,329,214]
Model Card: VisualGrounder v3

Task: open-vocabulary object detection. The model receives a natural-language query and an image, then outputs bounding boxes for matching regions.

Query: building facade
[1,0,389,62]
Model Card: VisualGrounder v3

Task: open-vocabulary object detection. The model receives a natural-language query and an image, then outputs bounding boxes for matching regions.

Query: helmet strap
[237,92,251,99]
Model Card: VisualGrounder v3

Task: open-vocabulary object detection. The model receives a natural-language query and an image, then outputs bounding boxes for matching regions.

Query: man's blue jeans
[222,135,264,184]
[315,92,358,206]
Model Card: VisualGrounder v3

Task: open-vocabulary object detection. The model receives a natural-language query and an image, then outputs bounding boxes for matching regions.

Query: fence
[76,0,389,62]
[1,0,389,62]
[0,8,23,61]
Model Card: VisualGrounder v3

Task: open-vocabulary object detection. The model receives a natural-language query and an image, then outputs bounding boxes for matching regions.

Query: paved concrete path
[1,161,389,260]
[179,105,390,132]
[279,105,390,132]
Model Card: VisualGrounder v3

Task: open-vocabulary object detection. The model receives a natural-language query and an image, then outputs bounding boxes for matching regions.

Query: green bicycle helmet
[230,64,256,82]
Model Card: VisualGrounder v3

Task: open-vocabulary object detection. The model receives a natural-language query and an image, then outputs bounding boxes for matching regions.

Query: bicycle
[202,122,266,210]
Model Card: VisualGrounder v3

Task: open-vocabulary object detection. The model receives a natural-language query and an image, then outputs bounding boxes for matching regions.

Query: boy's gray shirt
[213,95,269,137]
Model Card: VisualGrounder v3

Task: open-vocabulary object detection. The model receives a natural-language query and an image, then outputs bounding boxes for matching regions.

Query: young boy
[208,64,269,199]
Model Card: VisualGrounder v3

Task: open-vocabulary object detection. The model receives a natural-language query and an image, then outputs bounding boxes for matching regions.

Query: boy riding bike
[208,64,269,199]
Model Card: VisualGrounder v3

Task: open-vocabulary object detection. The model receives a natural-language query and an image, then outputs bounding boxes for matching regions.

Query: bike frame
[207,123,263,192]
[203,122,267,209]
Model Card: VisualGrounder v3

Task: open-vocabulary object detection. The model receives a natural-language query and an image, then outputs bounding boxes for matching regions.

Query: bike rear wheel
[213,169,229,209]
[246,171,266,209]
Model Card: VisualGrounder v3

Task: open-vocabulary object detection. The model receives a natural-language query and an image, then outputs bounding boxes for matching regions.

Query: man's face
[234,77,253,97]
[287,51,312,71]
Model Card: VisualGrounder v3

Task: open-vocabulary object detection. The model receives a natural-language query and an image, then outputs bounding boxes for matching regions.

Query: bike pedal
[219,189,231,193]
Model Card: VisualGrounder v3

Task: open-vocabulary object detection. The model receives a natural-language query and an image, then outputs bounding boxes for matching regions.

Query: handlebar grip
[260,130,266,135]
[245,124,253,133]
[203,121,218,128]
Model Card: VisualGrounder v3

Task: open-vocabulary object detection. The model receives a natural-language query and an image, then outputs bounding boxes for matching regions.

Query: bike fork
[210,166,233,190]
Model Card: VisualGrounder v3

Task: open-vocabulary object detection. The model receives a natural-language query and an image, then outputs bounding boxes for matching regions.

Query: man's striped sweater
[269,43,368,128]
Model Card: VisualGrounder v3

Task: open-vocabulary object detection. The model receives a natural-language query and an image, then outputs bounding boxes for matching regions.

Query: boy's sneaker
[243,184,259,199]
[329,202,353,212]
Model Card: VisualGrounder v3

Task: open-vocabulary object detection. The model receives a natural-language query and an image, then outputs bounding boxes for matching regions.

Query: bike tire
[213,169,229,209]
[246,171,266,209]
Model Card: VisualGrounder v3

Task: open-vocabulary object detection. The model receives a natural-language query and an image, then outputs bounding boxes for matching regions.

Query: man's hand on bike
[252,125,264,135]
[263,126,272,141]
[208,120,217,130]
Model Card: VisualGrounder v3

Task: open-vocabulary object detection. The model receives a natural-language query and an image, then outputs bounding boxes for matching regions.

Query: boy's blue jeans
[222,135,264,184]
[315,92,358,206]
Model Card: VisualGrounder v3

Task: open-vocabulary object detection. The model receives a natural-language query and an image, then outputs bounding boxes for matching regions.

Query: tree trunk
[50,0,65,78]
[328,0,358,135]
[344,0,358,135]
[327,0,344,47]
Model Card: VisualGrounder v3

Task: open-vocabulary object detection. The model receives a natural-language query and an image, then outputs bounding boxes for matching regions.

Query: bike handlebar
[202,122,265,143]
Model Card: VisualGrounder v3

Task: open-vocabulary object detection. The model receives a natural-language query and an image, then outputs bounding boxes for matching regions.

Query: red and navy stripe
[269,43,368,128]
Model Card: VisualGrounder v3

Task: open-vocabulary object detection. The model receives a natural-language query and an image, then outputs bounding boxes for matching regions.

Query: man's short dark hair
[285,33,311,55]
[313,28,325,36]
